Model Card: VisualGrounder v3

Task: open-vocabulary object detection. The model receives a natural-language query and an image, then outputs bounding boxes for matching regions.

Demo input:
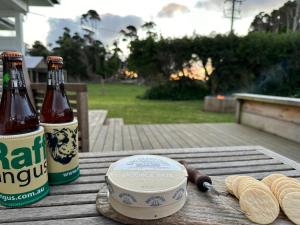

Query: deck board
[128,125,143,150]
[122,125,133,151]
[88,111,300,162]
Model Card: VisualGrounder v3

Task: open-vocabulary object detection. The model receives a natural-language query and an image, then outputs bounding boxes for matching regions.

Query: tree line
[127,32,300,97]
[29,10,123,81]
[28,2,300,98]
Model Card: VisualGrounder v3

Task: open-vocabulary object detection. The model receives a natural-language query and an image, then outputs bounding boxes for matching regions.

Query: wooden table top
[1,146,300,225]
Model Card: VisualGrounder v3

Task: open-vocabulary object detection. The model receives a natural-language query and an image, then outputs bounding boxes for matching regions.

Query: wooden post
[235,99,242,123]
[22,59,35,109]
[76,90,89,152]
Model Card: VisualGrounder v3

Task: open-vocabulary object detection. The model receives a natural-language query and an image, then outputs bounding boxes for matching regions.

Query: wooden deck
[88,111,300,162]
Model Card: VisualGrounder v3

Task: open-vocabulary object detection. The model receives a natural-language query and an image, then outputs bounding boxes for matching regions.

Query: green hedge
[142,79,209,100]
[128,33,300,98]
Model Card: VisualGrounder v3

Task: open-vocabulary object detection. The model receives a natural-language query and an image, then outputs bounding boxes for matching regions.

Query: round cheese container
[105,155,188,220]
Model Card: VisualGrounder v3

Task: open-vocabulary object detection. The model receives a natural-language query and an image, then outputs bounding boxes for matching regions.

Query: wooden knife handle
[179,160,212,192]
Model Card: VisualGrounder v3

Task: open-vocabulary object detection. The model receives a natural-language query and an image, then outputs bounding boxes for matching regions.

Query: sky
[23,0,288,49]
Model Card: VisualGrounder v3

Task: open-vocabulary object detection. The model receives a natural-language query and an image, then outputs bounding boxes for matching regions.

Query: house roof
[24,56,45,69]
[0,0,60,13]
[28,0,60,7]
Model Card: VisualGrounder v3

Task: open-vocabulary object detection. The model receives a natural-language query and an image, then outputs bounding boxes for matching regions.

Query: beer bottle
[40,56,79,185]
[0,51,39,135]
[40,56,73,123]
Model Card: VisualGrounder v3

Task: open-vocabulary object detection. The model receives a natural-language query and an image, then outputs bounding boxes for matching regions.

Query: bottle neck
[48,68,64,86]
[2,60,26,90]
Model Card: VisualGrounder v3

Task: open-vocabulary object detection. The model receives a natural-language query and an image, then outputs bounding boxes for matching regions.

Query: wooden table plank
[78,164,293,177]
[0,204,98,223]
[65,169,300,186]
[9,217,119,225]
[79,150,264,164]
[78,155,272,169]
[0,193,96,209]
[79,158,281,170]
[258,146,300,171]
[80,146,262,158]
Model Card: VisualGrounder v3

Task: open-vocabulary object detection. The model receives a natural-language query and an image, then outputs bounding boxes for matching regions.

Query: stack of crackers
[225,174,300,225]
[262,174,300,225]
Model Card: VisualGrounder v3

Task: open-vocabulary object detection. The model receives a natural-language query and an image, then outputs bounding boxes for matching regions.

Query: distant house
[25,56,47,82]
[24,56,69,83]
[0,0,60,53]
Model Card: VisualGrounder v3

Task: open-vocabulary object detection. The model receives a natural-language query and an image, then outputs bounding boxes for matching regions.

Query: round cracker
[238,179,270,199]
[240,187,279,224]
[281,192,300,225]
[271,177,290,194]
[231,176,252,198]
[278,188,300,206]
[225,175,238,195]
[273,179,299,198]
[288,178,300,185]
[262,174,286,188]
[236,177,257,196]
[276,181,300,199]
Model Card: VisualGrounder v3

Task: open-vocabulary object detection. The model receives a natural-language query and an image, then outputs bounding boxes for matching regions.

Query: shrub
[142,79,209,100]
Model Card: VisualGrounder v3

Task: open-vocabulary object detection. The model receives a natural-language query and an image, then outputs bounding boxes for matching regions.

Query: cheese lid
[106,155,188,209]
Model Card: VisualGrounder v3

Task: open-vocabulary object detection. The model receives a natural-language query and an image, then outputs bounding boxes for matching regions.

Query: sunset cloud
[158,3,190,18]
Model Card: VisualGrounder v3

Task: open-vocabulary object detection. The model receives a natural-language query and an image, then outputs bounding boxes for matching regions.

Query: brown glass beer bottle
[0,51,39,135]
[40,56,73,123]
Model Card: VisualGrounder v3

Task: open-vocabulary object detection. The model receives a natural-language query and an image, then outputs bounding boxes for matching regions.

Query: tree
[81,9,101,43]
[141,21,157,38]
[120,25,138,41]
[28,41,50,58]
[84,40,106,77]
[293,0,300,31]
[53,27,88,80]
[250,1,298,33]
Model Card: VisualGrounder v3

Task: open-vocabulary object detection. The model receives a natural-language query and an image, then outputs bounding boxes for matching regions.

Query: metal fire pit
[204,96,236,113]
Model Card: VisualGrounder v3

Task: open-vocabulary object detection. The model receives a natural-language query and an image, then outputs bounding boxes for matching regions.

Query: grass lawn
[88,83,235,124]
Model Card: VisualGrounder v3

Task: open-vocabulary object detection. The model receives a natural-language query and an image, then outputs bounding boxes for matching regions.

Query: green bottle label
[48,166,80,185]
[0,128,49,207]
[3,73,10,88]
[0,182,49,207]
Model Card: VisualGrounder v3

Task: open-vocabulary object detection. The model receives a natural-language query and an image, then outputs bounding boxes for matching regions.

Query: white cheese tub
[105,155,188,220]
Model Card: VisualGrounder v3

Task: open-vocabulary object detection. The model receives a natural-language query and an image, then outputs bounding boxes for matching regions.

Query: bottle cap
[1,51,23,59]
[47,56,63,64]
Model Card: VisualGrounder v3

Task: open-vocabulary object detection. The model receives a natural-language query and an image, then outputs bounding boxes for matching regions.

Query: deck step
[104,118,124,126]
[88,110,108,150]
[89,110,108,126]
